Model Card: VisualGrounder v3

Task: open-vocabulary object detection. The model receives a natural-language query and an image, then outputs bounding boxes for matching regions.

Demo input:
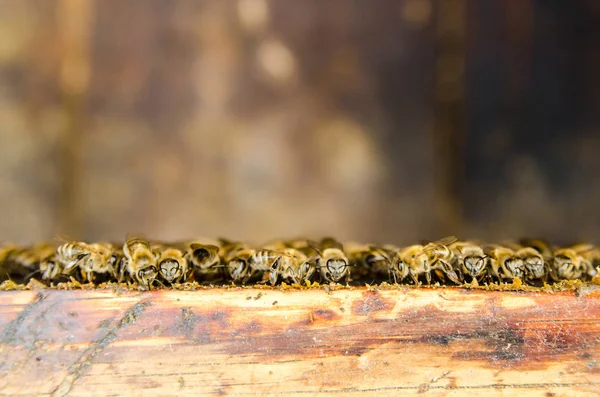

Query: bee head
[463,255,486,276]
[159,259,182,282]
[137,266,158,286]
[504,257,524,277]
[554,255,575,279]
[326,258,347,281]
[393,258,409,280]
[228,258,248,280]
[524,256,545,278]
[297,260,316,282]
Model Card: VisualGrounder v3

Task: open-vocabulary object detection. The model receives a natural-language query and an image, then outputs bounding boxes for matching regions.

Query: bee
[226,249,255,283]
[450,241,488,283]
[551,246,596,281]
[77,242,115,283]
[56,241,96,278]
[107,243,125,279]
[152,243,188,284]
[512,239,553,283]
[0,243,19,280]
[571,244,600,279]
[410,236,460,285]
[121,236,158,288]
[1,243,55,282]
[268,247,318,285]
[308,238,350,284]
[346,242,394,282]
[40,254,64,282]
[386,247,411,284]
[250,249,283,273]
[185,242,221,281]
[516,247,549,284]
[484,245,524,283]
[0,243,17,263]
[519,238,554,258]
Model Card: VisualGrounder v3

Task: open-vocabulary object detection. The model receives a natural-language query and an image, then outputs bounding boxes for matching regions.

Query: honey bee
[121,236,158,288]
[484,245,524,283]
[511,239,553,283]
[516,247,549,284]
[551,246,596,281]
[519,238,554,258]
[345,243,391,280]
[226,249,254,283]
[310,238,350,284]
[268,247,318,285]
[450,241,488,283]
[385,248,411,284]
[40,254,64,282]
[77,242,115,283]
[185,242,221,280]
[56,240,112,282]
[0,243,17,263]
[56,241,95,277]
[0,243,18,280]
[107,242,125,277]
[1,243,55,281]
[152,243,188,284]
[241,247,294,284]
[410,236,460,285]
[570,244,600,277]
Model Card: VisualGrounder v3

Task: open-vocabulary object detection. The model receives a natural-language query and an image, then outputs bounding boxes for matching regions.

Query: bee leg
[268,270,278,286]
[118,263,126,283]
[445,269,461,285]
[79,268,87,282]
[425,270,432,285]
[257,272,270,285]
[409,271,419,286]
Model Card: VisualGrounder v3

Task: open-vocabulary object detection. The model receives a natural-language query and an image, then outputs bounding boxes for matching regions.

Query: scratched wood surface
[1,287,600,396]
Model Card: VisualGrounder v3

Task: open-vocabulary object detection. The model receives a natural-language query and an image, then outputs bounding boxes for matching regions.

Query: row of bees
[0,236,599,288]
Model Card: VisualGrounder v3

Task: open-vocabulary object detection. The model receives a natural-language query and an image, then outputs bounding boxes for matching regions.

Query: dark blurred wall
[0,0,598,244]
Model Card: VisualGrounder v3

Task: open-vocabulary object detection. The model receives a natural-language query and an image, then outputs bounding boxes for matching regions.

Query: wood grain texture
[1,287,600,396]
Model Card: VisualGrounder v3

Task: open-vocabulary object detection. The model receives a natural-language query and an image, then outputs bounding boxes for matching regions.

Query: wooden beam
[1,287,600,395]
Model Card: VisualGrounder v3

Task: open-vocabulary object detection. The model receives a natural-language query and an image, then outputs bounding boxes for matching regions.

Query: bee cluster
[0,236,598,289]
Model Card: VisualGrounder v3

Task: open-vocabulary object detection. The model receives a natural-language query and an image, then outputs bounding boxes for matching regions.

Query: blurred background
[0,0,599,245]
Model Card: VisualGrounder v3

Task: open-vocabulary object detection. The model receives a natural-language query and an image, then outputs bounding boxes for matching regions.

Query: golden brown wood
[1,287,600,396]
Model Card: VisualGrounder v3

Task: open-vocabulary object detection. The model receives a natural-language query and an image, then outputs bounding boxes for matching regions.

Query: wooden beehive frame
[1,286,600,396]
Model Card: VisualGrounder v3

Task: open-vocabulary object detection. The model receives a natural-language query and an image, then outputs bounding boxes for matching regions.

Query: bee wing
[53,235,79,245]
[320,237,343,251]
[217,237,237,247]
[305,256,323,269]
[431,236,459,247]
[306,240,323,256]
[482,244,499,257]
[412,236,457,258]
[125,232,150,243]
[366,245,392,263]
[572,244,596,255]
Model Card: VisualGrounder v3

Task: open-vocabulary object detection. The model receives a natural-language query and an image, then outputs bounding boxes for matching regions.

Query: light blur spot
[315,118,384,192]
[237,0,270,33]
[401,0,432,28]
[256,38,296,84]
